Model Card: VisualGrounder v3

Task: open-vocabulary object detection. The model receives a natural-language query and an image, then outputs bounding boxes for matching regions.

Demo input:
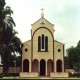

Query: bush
[69,72,80,77]
[0,73,19,77]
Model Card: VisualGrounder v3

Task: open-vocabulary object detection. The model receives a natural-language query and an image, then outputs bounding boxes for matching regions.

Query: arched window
[38,36,41,51]
[42,34,44,49]
[45,36,48,51]
[38,34,48,52]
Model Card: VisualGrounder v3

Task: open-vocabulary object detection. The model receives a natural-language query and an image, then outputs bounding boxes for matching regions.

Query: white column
[54,61,56,72]
[30,61,31,72]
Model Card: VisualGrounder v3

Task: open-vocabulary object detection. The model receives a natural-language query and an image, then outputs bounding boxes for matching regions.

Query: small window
[25,48,28,52]
[58,49,61,52]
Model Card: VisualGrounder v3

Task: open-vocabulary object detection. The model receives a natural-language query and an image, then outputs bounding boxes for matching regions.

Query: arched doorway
[56,59,62,72]
[47,59,53,76]
[40,59,46,76]
[23,59,29,72]
[32,59,38,72]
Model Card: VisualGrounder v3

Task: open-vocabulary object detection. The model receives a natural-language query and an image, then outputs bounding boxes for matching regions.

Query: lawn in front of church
[1,77,80,80]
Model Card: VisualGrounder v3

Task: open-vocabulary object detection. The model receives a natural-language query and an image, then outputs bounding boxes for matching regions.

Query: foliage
[66,40,80,73]
[9,54,21,67]
[0,0,22,74]
[64,56,69,69]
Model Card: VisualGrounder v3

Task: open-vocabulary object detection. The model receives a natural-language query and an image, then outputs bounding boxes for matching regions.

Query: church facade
[20,11,68,77]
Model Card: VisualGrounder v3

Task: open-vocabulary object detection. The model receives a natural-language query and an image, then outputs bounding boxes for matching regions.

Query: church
[20,9,68,77]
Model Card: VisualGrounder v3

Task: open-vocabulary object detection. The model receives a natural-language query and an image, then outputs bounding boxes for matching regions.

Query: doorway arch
[32,59,38,72]
[56,59,62,72]
[47,59,53,76]
[23,59,29,72]
[40,59,46,76]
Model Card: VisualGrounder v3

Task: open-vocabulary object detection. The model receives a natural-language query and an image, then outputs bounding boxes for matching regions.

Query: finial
[41,8,44,18]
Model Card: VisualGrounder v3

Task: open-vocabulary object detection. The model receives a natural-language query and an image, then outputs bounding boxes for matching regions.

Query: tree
[64,56,69,69]
[66,41,80,73]
[0,1,22,75]
[9,54,21,67]
[16,55,21,67]
[0,0,5,21]
[66,46,75,69]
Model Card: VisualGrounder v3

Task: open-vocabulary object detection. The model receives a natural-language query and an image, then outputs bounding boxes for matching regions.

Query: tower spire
[41,8,44,18]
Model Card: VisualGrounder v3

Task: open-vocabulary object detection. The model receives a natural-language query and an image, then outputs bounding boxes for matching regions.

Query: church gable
[32,17,54,26]
[54,40,64,45]
[31,18,54,36]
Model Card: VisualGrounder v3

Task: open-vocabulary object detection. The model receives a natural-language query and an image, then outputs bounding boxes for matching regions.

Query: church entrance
[23,59,29,72]
[32,59,38,72]
[56,59,62,72]
[40,59,46,76]
[47,59,53,76]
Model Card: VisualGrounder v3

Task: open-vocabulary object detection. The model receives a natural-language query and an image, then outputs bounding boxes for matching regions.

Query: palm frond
[3,6,13,16]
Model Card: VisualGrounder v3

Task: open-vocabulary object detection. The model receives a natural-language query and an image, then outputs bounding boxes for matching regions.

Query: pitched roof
[31,17,54,26]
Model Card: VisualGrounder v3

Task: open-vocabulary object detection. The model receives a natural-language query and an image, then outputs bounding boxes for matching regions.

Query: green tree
[8,54,21,67]
[66,41,80,73]
[66,46,75,69]
[0,0,5,22]
[64,56,69,69]
[0,1,22,75]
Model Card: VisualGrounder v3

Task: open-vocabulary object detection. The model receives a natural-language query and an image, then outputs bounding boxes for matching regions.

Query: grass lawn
[1,77,80,80]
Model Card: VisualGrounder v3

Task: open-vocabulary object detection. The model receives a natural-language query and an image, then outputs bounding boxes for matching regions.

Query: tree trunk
[2,48,10,76]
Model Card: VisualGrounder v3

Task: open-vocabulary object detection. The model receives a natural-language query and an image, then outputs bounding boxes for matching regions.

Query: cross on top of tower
[41,8,44,18]
[41,8,44,13]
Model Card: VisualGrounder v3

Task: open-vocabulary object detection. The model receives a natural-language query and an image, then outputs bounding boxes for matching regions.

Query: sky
[5,0,80,53]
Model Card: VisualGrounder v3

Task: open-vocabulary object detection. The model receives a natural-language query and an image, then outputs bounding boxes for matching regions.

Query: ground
[1,77,80,80]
